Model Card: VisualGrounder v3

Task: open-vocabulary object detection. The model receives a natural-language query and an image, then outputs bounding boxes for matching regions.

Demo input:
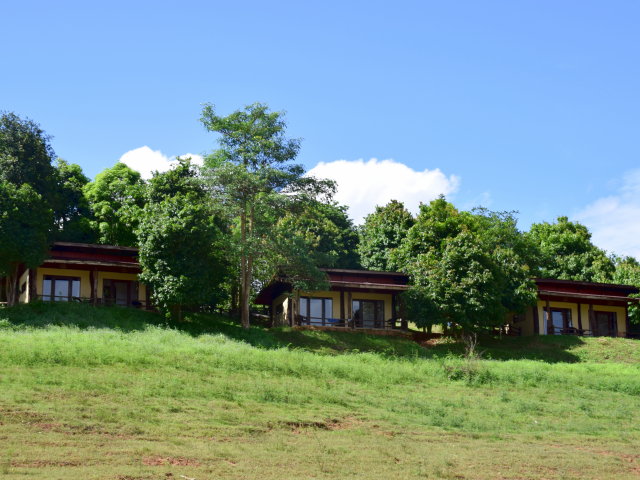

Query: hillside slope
[1,303,639,479]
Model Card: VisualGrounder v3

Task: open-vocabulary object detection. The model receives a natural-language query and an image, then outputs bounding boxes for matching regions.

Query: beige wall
[534,301,627,336]
[32,267,144,303]
[270,289,396,324]
[18,269,30,303]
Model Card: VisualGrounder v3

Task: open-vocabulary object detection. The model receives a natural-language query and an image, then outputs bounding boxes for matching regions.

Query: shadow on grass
[0,302,600,362]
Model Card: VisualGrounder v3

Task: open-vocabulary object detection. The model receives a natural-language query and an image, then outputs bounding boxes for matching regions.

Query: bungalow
[507,278,639,338]
[255,268,410,330]
[6,242,149,308]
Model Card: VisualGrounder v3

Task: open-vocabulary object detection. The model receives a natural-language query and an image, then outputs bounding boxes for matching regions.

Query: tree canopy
[525,216,614,282]
[137,160,228,319]
[392,197,537,333]
[84,162,146,246]
[358,200,414,271]
[201,102,335,327]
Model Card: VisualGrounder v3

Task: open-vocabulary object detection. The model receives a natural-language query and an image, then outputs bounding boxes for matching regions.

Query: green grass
[1,303,639,479]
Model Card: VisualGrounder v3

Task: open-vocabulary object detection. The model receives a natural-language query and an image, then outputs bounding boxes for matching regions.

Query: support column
[340,290,345,322]
[577,302,583,331]
[625,304,630,338]
[545,299,552,335]
[589,304,595,335]
[533,304,539,335]
[28,268,37,303]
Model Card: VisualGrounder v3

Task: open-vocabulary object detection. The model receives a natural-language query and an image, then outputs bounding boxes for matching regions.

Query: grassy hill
[1,303,640,479]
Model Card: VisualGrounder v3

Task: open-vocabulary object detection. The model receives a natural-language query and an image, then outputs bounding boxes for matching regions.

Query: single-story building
[255,268,410,330]
[507,278,639,338]
[7,242,150,308]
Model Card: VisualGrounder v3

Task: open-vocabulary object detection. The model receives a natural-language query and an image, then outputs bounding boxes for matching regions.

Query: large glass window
[545,308,572,335]
[299,297,333,325]
[352,299,385,328]
[42,276,81,302]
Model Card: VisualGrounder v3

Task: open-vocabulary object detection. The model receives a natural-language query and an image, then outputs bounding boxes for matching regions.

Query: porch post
[545,299,551,335]
[577,302,583,331]
[533,304,539,335]
[625,304,630,338]
[28,268,37,303]
[391,293,397,329]
[340,290,345,323]
[90,269,98,306]
[589,304,595,335]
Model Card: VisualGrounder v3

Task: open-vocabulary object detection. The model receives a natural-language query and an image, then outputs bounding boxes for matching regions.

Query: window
[42,276,81,302]
[352,299,385,328]
[299,297,333,325]
[103,279,138,306]
[545,308,572,335]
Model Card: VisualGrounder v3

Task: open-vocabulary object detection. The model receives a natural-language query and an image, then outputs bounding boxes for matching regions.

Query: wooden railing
[294,315,408,330]
[36,295,151,309]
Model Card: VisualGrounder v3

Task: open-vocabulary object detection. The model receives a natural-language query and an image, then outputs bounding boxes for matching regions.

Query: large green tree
[0,112,57,203]
[358,200,414,271]
[52,158,96,242]
[612,255,640,325]
[0,182,52,305]
[201,102,335,328]
[392,197,537,333]
[84,162,146,246]
[276,201,360,269]
[525,216,614,282]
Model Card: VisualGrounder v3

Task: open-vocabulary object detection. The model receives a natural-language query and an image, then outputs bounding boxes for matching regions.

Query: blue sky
[2,1,640,255]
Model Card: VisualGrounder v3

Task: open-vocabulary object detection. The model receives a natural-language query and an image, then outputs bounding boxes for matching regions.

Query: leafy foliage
[137,159,229,319]
[0,182,52,303]
[393,197,537,333]
[525,216,614,282]
[358,200,414,271]
[84,162,146,246]
[52,158,96,242]
[0,112,57,203]
[276,201,360,269]
[201,102,335,327]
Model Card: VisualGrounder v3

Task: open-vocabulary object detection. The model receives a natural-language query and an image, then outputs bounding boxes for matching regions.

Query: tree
[276,201,360,269]
[358,200,414,271]
[0,182,52,305]
[392,197,537,333]
[137,159,230,320]
[0,112,57,203]
[526,216,614,282]
[201,102,335,328]
[612,255,640,325]
[52,158,96,242]
[84,162,146,246]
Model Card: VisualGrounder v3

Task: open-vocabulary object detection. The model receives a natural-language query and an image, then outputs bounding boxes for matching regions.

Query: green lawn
[1,303,639,479]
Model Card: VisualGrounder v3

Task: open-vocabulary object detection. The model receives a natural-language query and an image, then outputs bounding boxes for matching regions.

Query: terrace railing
[294,314,408,330]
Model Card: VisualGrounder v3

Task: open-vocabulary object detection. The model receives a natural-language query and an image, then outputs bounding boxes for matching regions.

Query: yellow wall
[534,301,628,336]
[36,268,92,298]
[297,290,393,320]
[33,267,144,302]
[270,289,396,324]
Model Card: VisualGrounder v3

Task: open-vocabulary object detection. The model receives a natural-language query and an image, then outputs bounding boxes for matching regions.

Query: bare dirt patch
[142,456,201,467]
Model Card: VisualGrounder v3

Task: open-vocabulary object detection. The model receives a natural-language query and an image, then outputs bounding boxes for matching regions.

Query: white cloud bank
[307,158,460,224]
[119,146,204,179]
[575,169,640,258]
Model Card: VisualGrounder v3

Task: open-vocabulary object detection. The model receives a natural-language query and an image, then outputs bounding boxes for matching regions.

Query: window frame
[299,296,334,326]
[352,299,385,328]
[42,275,81,302]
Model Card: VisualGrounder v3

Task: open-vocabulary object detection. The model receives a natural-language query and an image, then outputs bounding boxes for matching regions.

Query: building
[9,242,149,308]
[255,268,410,330]
[507,278,638,337]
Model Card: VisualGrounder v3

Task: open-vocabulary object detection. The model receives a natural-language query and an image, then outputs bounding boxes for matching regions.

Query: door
[593,311,617,337]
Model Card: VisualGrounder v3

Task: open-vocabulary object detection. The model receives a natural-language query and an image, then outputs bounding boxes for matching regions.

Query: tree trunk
[6,263,19,307]
[240,203,250,329]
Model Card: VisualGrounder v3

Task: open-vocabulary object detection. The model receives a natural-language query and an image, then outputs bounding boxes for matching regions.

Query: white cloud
[575,169,640,258]
[119,146,204,179]
[307,158,460,223]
